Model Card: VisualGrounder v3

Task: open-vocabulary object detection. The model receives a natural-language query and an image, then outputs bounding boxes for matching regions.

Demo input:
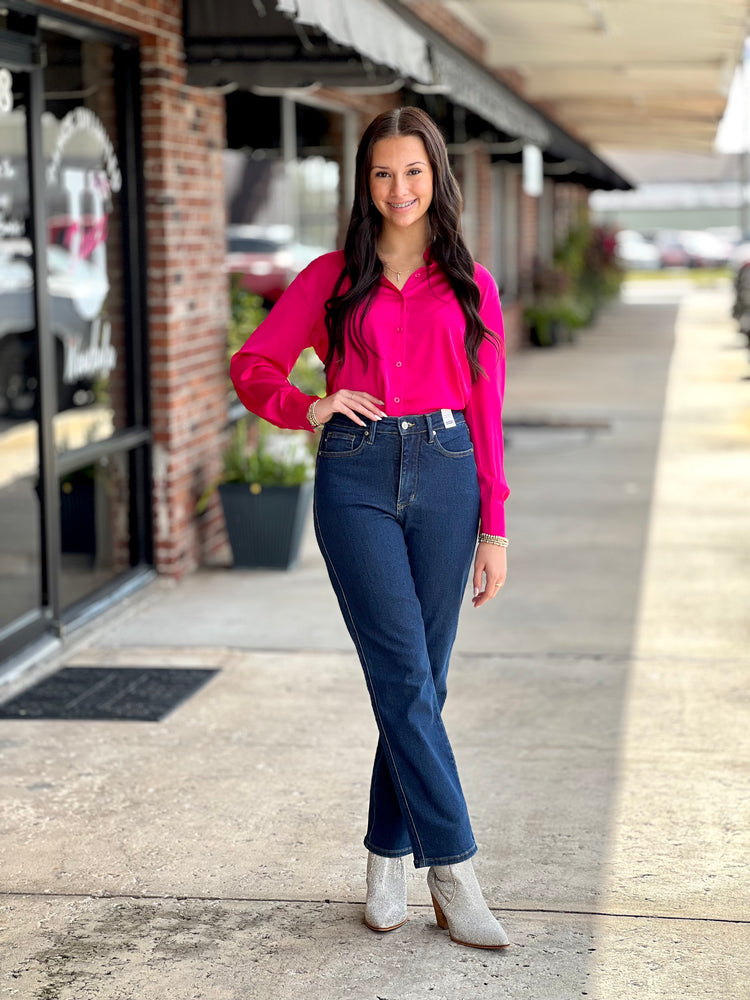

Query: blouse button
[395,361,402,368]
[394,397,400,403]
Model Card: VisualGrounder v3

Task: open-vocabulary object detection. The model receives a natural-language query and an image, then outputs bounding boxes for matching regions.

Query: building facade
[0,0,626,668]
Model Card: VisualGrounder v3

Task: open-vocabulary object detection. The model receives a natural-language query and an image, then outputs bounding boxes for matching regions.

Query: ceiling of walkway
[439,0,749,151]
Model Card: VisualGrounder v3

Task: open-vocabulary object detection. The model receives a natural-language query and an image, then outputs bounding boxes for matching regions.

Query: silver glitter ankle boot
[427,859,509,949]
[364,852,408,932]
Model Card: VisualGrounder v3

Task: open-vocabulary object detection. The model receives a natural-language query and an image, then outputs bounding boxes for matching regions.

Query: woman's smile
[369,134,434,232]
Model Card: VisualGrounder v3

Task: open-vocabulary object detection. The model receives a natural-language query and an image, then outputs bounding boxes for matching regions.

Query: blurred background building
[0,0,746,669]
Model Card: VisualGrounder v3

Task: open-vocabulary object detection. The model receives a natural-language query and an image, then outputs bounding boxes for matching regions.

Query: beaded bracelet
[307,400,322,429]
[478,532,509,547]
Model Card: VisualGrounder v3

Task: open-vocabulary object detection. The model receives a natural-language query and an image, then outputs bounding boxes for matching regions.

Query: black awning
[184,0,427,90]
[539,117,633,192]
[184,0,631,191]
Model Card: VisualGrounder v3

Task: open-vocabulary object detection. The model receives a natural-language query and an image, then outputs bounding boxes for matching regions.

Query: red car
[225,226,295,304]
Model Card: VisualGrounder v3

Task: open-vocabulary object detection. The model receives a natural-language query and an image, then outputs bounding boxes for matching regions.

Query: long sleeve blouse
[230,250,509,535]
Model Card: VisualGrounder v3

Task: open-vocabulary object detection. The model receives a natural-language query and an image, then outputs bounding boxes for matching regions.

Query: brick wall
[501,301,524,356]
[554,183,588,243]
[38,0,229,578]
[519,186,540,296]
[140,34,228,576]
[474,147,493,269]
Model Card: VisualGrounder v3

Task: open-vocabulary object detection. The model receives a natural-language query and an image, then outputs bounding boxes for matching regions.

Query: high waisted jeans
[313,409,480,868]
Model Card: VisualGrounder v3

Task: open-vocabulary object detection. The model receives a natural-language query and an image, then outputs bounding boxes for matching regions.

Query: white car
[676,230,731,268]
[615,230,660,271]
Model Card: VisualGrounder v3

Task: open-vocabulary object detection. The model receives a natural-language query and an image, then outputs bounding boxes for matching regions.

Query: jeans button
[401,421,409,430]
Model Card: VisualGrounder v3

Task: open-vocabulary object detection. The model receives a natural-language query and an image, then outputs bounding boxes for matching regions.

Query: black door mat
[0,667,219,722]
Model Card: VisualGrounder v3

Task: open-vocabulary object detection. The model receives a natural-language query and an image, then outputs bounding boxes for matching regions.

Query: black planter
[218,480,313,569]
[529,318,566,348]
[60,478,96,555]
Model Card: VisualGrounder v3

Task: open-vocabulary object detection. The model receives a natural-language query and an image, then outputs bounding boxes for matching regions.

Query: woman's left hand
[472,542,507,608]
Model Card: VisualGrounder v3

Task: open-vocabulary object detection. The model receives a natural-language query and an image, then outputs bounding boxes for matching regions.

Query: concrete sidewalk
[2,279,749,999]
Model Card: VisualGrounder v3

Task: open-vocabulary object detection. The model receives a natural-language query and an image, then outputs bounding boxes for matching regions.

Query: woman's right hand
[313,390,387,427]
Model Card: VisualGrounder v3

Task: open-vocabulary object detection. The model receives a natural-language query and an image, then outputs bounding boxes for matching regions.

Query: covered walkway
[2,278,749,998]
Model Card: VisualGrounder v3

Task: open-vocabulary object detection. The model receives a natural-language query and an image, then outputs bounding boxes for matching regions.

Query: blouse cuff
[479,504,506,538]
[287,391,320,432]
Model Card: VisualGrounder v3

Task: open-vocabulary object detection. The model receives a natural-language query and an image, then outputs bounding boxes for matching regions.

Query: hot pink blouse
[230,250,509,535]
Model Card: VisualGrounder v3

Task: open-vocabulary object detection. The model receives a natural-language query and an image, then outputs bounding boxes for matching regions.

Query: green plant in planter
[198,418,314,511]
[524,217,623,348]
[221,418,314,489]
[205,276,325,568]
[227,275,327,401]
[523,300,557,347]
[198,418,316,570]
[227,280,268,359]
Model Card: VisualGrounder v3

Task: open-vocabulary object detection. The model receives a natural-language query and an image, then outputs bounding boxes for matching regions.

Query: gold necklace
[379,254,425,283]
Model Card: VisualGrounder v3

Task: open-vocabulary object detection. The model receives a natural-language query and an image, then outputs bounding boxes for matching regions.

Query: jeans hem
[364,837,413,859]
[412,842,477,869]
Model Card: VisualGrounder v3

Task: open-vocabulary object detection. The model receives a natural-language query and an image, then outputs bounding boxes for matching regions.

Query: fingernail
[473,587,479,598]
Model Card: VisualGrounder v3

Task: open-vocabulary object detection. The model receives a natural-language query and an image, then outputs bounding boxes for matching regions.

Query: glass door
[41,28,144,613]
[0,16,152,664]
[0,57,46,654]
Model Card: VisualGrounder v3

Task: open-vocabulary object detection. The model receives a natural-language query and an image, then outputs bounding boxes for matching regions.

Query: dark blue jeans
[313,409,481,868]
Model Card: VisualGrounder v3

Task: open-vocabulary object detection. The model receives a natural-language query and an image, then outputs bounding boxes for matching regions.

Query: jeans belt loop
[425,411,435,440]
[367,416,377,444]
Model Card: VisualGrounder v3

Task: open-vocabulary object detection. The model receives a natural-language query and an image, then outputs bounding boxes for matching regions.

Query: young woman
[230,107,510,950]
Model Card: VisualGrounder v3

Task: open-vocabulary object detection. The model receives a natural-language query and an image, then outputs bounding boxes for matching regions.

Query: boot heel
[427,862,510,949]
[431,893,449,930]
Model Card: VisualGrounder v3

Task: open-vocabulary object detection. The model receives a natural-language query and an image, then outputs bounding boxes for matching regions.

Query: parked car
[614,230,660,270]
[654,229,731,269]
[652,230,690,268]
[225,225,296,305]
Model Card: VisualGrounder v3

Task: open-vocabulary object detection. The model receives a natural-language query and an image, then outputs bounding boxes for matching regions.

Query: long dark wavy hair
[324,107,499,380]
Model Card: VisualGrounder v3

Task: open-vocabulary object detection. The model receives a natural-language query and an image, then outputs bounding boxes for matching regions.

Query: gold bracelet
[478,532,509,547]
[307,400,322,429]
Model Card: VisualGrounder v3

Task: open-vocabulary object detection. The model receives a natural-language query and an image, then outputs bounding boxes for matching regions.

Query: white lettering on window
[0,69,13,116]
[63,316,117,384]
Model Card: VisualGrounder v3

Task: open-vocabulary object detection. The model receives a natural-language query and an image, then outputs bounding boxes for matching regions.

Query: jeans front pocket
[431,424,474,459]
[319,427,368,457]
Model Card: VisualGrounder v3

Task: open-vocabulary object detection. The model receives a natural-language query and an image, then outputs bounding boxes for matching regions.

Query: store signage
[46,107,122,192]
[63,316,117,383]
[46,107,121,382]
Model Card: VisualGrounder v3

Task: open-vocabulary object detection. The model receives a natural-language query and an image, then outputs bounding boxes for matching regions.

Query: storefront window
[58,451,134,610]
[42,31,129,456]
[0,66,42,639]
[0,18,150,656]
[224,93,343,311]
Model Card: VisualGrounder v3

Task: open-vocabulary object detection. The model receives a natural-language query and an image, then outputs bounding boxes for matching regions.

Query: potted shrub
[524,298,565,347]
[200,418,316,569]
[200,276,325,569]
[525,259,571,347]
[524,218,623,348]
